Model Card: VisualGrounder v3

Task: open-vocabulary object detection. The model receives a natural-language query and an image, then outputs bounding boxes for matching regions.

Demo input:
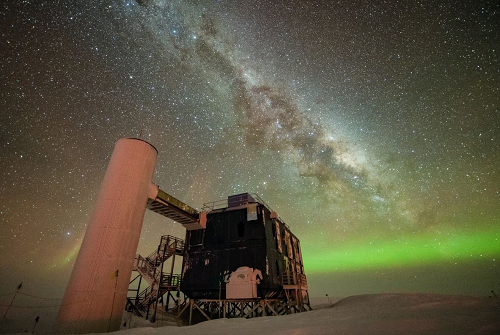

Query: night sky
[1,0,499,322]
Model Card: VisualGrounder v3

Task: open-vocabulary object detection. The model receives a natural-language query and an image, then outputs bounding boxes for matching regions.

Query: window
[189,230,204,246]
[275,222,282,252]
[238,221,245,238]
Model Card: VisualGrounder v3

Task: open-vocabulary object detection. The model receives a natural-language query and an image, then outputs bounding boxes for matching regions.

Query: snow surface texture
[3,293,500,335]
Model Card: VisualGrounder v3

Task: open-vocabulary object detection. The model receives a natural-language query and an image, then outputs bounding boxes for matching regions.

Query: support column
[55,138,157,334]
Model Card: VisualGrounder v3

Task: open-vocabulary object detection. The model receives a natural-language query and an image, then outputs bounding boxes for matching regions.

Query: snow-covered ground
[3,293,500,335]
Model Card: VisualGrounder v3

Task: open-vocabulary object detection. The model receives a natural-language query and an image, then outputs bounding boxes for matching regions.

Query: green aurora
[303,228,500,273]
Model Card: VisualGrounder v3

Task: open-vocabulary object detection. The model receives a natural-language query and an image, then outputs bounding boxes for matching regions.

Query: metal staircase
[127,235,184,319]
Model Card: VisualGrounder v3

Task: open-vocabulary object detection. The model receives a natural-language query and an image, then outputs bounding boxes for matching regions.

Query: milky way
[1,1,499,330]
[129,0,385,208]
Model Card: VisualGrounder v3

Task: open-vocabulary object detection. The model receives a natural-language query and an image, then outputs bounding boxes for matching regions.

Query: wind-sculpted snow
[68,294,500,335]
[3,293,499,334]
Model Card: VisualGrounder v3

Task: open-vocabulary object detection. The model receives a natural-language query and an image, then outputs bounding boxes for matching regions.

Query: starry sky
[1,0,499,323]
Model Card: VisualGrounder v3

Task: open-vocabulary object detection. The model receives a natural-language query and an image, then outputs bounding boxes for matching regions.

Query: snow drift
[3,293,499,335]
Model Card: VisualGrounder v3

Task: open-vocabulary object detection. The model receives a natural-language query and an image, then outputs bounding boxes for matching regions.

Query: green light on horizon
[302,229,500,273]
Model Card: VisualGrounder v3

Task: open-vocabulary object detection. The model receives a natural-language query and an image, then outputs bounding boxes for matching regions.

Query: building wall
[181,203,305,299]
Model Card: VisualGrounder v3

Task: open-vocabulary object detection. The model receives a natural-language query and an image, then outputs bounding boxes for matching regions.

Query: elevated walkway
[147,185,205,230]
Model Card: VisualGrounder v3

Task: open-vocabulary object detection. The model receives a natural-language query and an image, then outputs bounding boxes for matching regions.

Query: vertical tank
[55,138,157,334]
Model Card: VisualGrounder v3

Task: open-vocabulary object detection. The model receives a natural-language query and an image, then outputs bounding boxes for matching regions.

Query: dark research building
[181,193,308,302]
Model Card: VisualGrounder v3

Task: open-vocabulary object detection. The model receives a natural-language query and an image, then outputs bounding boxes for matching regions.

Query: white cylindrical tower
[55,138,157,334]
